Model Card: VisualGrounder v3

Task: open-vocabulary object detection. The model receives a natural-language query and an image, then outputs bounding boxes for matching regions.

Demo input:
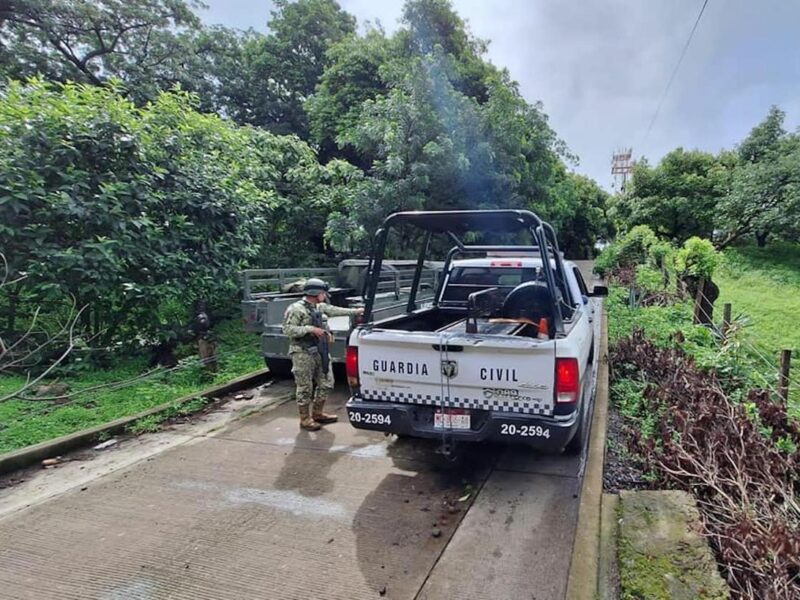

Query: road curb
[566,306,610,600]
[598,493,620,599]
[0,368,272,476]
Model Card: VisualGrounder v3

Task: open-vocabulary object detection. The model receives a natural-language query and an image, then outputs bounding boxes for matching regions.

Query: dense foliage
[0,80,352,350]
[605,240,800,599]
[0,0,231,107]
[612,330,800,600]
[220,0,357,135]
[306,1,610,255]
[610,149,726,242]
[613,106,800,248]
[0,0,358,129]
[1,0,613,372]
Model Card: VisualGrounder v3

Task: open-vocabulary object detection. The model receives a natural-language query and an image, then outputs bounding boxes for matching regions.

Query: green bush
[675,237,721,280]
[595,225,658,277]
[0,80,350,350]
[635,264,663,294]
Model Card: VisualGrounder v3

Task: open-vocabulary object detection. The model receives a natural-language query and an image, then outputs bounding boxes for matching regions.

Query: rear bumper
[346,397,578,453]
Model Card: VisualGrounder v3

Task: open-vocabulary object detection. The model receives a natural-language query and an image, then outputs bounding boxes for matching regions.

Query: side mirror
[590,285,608,297]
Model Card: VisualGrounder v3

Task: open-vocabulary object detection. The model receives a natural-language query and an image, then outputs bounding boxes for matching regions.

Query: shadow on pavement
[350,435,500,598]
[273,428,341,497]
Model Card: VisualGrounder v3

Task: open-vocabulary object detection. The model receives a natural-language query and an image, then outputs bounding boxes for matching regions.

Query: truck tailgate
[356,330,556,416]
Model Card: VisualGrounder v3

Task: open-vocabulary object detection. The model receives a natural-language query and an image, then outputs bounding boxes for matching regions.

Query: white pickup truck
[344,210,606,454]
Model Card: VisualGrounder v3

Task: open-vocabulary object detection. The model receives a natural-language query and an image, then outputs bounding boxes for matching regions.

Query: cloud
[201,0,800,189]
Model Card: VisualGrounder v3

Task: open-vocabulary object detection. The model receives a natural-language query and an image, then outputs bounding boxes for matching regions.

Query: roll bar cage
[363,210,571,335]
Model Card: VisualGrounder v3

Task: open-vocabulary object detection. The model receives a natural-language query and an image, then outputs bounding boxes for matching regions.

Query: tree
[313,0,579,253]
[229,0,356,136]
[306,27,394,163]
[612,149,727,243]
[0,80,350,357]
[738,105,785,163]
[399,0,493,102]
[0,0,226,100]
[548,169,613,258]
[0,0,269,117]
[716,107,800,248]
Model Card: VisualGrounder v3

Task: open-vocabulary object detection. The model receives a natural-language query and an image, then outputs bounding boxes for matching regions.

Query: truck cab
[344,210,606,454]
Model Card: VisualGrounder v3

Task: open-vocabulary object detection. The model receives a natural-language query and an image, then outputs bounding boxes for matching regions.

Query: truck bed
[437,318,525,336]
[373,307,539,338]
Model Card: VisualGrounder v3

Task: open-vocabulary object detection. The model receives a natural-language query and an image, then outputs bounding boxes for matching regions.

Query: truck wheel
[265,357,293,378]
[332,362,346,383]
[564,408,585,454]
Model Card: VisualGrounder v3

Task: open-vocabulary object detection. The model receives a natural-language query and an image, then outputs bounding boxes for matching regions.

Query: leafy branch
[0,254,89,403]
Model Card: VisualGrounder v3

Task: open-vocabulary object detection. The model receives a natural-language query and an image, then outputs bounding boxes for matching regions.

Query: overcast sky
[200,0,800,189]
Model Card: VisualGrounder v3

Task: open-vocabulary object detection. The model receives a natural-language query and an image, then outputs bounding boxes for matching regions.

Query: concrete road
[0,385,586,600]
[0,265,603,600]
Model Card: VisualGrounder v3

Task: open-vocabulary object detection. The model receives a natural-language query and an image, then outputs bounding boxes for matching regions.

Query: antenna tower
[611,149,634,193]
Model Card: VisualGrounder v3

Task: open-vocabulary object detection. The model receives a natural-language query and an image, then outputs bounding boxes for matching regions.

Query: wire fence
[625,283,796,400]
[693,288,799,396]
[10,341,259,405]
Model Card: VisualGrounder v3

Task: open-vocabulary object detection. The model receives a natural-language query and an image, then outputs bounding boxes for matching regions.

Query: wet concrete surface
[419,449,583,600]
[0,383,587,600]
[0,262,604,600]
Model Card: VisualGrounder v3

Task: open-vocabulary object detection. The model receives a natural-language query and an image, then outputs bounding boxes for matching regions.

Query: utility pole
[611,148,634,193]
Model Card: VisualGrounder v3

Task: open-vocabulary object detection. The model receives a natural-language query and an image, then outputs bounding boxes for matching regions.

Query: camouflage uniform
[282,299,359,409]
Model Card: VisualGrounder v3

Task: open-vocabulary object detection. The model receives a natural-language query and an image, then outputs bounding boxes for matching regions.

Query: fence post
[693,277,706,325]
[779,349,792,403]
[722,303,732,338]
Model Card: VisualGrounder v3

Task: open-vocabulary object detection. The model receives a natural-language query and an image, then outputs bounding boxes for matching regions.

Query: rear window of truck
[449,266,542,287]
[441,266,544,303]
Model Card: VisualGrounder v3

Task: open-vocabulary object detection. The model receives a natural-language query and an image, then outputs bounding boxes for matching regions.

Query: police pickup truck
[345,210,606,454]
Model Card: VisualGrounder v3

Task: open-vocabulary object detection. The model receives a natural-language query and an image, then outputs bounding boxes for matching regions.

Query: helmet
[303,278,330,296]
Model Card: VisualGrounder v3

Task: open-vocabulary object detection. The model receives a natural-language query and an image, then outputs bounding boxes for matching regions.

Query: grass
[716,242,800,356]
[716,242,800,406]
[607,240,800,412]
[0,318,263,454]
[607,287,718,367]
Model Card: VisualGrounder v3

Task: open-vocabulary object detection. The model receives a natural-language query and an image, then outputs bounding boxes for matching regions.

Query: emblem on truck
[441,360,459,379]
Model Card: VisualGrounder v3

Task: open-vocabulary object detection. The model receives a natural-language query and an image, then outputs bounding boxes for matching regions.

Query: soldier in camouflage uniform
[282,278,364,431]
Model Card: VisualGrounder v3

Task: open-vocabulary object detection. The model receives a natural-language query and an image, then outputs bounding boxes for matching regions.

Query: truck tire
[265,357,293,378]
[332,362,346,382]
[564,406,586,454]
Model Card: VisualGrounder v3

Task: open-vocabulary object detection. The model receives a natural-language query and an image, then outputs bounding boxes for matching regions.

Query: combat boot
[312,398,338,424]
[299,405,321,431]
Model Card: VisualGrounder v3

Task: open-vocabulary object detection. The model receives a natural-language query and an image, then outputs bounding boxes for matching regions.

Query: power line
[642,0,710,145]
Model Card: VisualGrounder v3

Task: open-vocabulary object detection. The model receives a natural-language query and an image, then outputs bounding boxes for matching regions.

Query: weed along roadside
[0,320,264,454]
[0,319,265,457]
[0,367,276,476]
[596,229,800,600]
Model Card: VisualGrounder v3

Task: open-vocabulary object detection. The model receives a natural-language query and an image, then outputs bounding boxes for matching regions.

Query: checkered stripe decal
[360,388,552,416]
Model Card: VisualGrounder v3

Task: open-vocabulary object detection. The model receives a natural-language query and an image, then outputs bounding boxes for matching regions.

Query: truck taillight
[346,346,359,388]
[555,358,579,404]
